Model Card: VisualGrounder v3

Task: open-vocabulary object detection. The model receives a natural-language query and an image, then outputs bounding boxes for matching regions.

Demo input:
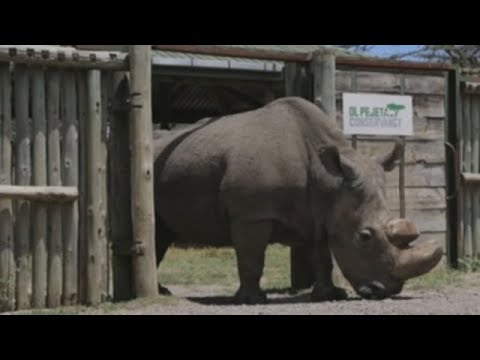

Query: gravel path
[98,283,480,315]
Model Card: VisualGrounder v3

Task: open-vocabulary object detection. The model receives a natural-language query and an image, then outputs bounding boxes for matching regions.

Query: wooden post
[32,67,48,308]
[86,70,104,306]
[77,71,88,304]
[463,94,473,257]
[14,64,31,310]
[109,73,134,302]
[399,75,407,219]
[285,61,314,291]
[313,51,336,122]
[0,64,15,311]
[284,63,301,97]
[47,70,63,308]
[129,45,159,298]
[100,72,111,301]
[62,71,79,306]
[471,95,480,256]
[351,72,358,150]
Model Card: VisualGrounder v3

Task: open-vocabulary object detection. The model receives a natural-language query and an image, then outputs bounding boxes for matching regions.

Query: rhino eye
[358,229,373,243]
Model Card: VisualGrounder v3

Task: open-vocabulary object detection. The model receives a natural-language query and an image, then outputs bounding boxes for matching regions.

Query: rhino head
[318,140,443,300]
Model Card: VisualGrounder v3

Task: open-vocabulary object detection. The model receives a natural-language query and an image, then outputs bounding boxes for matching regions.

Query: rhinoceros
[152,97,443,304]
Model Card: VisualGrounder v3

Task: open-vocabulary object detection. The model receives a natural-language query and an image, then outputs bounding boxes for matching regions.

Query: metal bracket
[108,92,143,115]
[445,141,459,200]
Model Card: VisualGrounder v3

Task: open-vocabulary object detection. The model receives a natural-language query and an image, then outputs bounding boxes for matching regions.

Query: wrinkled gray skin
[153,97,443,304]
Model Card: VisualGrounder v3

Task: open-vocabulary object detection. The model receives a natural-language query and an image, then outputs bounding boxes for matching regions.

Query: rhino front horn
[386,219,419,249]
[392,240,443,281]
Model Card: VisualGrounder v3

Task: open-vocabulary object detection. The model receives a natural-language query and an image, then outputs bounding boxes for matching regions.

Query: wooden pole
[463,94,473,257]
[100,72,110,301]
[14,64,31,310]
[351,72,358,150]
[109,73,134,302]
[62,71,79,306]
[86,70,104,306]
[399,75,407,219]
[32,67,48,308]
[129,45,159,298]
[0,64,15,311]
[47,70,63,308]
[471,95,480,257]
[77,71,88,304]
[320,51,336,122]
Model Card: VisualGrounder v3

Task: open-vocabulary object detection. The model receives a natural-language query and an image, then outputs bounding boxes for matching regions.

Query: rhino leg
[155,216,175,296]
[231,220,271,305]
[310,229,348,302]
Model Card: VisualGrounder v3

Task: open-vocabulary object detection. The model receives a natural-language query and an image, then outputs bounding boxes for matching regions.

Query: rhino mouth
[356,281,404,300]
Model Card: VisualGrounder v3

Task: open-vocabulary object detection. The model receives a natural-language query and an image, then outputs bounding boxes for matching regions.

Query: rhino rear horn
[377,139,404,172]
[386,219,419,249]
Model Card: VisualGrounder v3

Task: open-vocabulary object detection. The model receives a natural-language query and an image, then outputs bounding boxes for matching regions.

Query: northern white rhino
[152,97,442,304]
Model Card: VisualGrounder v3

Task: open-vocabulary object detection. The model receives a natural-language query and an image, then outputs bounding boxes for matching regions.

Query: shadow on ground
[185,287,417,306]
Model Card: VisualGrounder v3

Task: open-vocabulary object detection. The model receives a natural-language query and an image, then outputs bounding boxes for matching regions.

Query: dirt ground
[4,250,480,315]
[4,280,480,315]
[97,282,480,315]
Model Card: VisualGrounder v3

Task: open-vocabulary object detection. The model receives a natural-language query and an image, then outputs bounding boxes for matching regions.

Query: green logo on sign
[386,103,406,116]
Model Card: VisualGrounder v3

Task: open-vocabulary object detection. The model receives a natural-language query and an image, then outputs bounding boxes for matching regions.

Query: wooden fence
[459,74,480,260]
[0,47,129,311]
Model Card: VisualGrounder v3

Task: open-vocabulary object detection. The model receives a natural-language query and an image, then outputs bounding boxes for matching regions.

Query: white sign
[343,93,413,136]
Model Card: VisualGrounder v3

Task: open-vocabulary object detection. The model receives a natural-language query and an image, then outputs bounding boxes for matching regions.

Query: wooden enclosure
[458,71,480,261]
[0,45,466,312]
[0,46,159,312]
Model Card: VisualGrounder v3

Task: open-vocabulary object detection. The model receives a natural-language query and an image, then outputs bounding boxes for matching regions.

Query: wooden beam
[129,45,159,298]
[0,48,127,70]
[463,173,480,184]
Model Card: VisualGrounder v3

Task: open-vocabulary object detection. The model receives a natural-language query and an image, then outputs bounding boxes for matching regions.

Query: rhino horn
[377,139,404,172]
[392,240,443,280]
[386,219,419,249]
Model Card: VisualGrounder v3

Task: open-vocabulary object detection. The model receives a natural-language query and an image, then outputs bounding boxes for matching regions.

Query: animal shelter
[0,44,475,311]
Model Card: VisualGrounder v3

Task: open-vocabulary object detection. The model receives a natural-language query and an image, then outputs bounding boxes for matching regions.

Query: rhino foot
[234,288,267,305]
[158,284,172,296]
[311,285,348,302]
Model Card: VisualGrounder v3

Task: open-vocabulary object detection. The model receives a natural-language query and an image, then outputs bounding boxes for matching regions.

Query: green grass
[159,244,291,291]
[160,245,474,293]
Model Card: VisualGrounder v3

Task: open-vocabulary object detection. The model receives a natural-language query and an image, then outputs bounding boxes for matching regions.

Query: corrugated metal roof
[152,50,284,71]
[151,45,361,71]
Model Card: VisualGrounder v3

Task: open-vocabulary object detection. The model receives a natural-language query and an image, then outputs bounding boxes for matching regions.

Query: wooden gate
[0,46,126,311]
[458,70,480,264]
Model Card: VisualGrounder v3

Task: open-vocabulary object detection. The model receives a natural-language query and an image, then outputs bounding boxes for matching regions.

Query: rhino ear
[318,146,357,181]
[377,139,404,172]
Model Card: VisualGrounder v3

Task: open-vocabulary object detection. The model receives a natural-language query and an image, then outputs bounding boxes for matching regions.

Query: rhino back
[154,97,348,244]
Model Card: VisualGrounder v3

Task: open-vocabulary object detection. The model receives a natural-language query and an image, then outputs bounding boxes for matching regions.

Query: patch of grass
[404,267,464,291]
[159,246,476,294]
[159,244,291,290]
[458,256,480,273]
